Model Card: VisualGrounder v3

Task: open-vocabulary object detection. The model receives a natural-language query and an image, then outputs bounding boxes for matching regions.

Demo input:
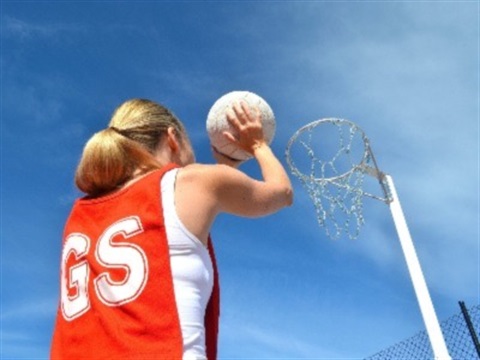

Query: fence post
[459,301,480,359]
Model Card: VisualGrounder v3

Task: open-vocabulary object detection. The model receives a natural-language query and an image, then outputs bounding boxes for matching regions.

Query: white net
[286,118,390,240]
[286,119,453,359]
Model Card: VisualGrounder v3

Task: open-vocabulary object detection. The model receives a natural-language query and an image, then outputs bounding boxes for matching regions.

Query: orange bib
[51,165,220,359]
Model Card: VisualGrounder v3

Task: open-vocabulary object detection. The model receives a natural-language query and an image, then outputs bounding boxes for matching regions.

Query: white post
[384,175,451,360]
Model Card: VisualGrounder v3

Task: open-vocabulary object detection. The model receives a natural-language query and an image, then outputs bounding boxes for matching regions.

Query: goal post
[286,118,451,360]
[385,175,450,360]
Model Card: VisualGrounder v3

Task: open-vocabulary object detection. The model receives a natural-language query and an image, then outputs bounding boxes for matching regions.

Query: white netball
[206,91,276,161]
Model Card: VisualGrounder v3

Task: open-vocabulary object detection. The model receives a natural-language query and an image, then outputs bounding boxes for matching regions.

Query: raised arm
[174,101,293,244]
[203,101,293,217]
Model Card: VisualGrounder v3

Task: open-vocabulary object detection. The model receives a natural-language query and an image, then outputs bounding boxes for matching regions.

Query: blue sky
[1,1,478,359]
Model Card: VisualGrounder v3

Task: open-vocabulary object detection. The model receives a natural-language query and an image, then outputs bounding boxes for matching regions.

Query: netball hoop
[286,118,451,360]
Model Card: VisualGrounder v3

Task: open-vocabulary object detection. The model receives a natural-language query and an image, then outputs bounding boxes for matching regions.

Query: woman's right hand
[224,101,266,156]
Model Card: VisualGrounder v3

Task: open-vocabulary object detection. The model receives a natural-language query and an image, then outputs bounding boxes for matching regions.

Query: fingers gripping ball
[206,91,276,161]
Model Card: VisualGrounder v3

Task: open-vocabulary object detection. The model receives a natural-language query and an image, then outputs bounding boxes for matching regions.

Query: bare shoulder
[177,163,241,185]
[176,162,290,217]
[176,163,255,204]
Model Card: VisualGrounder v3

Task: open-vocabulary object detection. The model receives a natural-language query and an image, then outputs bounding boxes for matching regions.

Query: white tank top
[161,168,214,360]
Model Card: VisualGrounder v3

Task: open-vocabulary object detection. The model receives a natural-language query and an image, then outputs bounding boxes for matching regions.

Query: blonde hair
[75,99,186,197]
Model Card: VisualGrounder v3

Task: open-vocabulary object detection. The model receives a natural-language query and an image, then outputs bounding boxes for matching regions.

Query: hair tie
[109,126,126,136]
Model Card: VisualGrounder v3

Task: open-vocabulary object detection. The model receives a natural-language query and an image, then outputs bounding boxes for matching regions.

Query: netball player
[50,98,293,359]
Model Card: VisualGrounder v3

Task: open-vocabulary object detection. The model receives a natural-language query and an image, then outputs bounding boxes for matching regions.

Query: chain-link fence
[366,303,480,359]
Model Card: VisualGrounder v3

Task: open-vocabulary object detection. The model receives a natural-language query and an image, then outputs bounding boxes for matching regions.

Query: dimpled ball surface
[206,91,276,161]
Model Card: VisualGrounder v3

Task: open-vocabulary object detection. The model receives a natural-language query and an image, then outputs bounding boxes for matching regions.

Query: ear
[166,127,179,152]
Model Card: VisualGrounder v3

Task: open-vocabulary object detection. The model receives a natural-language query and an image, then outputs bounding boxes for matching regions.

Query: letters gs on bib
[61,216,148,321]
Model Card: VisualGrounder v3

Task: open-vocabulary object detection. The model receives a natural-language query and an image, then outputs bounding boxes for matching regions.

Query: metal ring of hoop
[285,118,370,183]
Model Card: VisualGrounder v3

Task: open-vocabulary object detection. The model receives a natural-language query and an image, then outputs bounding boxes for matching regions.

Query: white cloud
[3,16,86,40]
[270,2,478,308]
[1,297,57,322]
[220,320,350,359]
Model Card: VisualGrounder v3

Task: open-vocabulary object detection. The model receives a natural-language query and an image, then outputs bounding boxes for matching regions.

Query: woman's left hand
[211,146,243,169]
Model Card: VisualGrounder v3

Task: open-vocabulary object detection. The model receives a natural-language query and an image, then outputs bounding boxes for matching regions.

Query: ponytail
[75,128,162,197]
[74,99,186,197]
